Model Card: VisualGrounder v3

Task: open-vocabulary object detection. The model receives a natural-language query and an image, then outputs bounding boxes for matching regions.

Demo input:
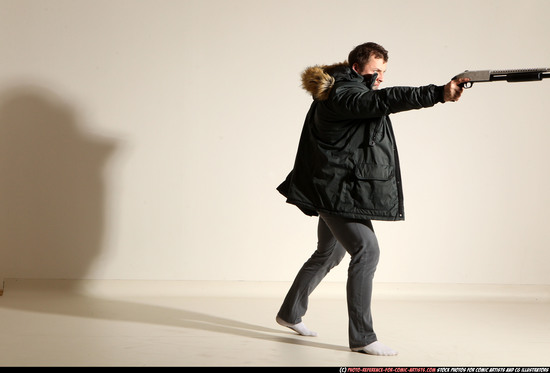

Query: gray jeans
[277,212,380,349]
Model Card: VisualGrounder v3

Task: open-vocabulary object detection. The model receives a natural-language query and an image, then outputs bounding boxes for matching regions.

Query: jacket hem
[284,199,404,222]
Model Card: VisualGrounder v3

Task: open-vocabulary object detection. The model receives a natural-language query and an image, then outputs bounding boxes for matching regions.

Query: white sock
[353,341,398,356]
[276,316,318,337]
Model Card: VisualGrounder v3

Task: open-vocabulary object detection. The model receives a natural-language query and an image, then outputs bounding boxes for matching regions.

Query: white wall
[0,0,549,284]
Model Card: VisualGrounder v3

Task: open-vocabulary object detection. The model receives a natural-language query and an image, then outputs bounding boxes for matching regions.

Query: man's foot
[352,341,398,356]
[276,316,318,337]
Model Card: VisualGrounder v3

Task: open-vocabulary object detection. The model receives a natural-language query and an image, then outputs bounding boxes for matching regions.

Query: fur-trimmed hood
[301,62,358,101]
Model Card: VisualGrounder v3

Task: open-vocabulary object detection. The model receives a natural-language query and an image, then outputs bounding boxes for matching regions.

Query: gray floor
[0,279,549,367]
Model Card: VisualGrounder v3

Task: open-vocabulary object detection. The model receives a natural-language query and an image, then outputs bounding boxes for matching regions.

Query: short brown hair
[348,42,388,70]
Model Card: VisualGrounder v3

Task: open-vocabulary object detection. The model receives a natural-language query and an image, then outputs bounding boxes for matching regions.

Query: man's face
[353,56,387,89]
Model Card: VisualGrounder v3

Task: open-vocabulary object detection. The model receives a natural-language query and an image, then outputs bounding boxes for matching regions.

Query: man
[275,42,468,356]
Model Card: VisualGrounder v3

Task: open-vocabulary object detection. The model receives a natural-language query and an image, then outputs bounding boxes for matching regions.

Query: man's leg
[277,216,346,336]
[319,213,397,356]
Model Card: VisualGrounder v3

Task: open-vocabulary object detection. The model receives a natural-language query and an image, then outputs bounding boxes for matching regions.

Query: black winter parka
[277,62,445,221]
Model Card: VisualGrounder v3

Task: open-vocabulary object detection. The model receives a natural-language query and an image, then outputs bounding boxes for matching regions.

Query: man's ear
[351,63,360,73]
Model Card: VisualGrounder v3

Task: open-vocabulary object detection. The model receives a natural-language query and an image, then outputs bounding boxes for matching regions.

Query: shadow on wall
[0,85,118,279]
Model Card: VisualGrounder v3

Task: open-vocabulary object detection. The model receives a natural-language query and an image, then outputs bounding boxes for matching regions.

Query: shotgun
[452,68,550,88]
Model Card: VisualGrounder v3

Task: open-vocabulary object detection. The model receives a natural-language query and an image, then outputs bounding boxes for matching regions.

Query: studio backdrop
[1,0,549,285]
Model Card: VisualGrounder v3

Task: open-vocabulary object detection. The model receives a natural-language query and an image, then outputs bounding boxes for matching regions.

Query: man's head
[348,42,388,89]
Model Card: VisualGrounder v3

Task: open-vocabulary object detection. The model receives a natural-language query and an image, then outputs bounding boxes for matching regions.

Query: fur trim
[301,62,349,101]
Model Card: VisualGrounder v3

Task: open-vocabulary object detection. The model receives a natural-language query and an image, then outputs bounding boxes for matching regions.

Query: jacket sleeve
[322,83,445,120]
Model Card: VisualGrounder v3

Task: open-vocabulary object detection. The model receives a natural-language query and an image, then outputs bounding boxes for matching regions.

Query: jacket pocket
[368,118,385,146]
[354,163,393,181]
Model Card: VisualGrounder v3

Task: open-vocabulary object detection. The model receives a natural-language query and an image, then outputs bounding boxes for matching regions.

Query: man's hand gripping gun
[452,68,550,88]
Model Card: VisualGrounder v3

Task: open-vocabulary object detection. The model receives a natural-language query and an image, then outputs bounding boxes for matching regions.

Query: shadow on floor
[0,283,349,353]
